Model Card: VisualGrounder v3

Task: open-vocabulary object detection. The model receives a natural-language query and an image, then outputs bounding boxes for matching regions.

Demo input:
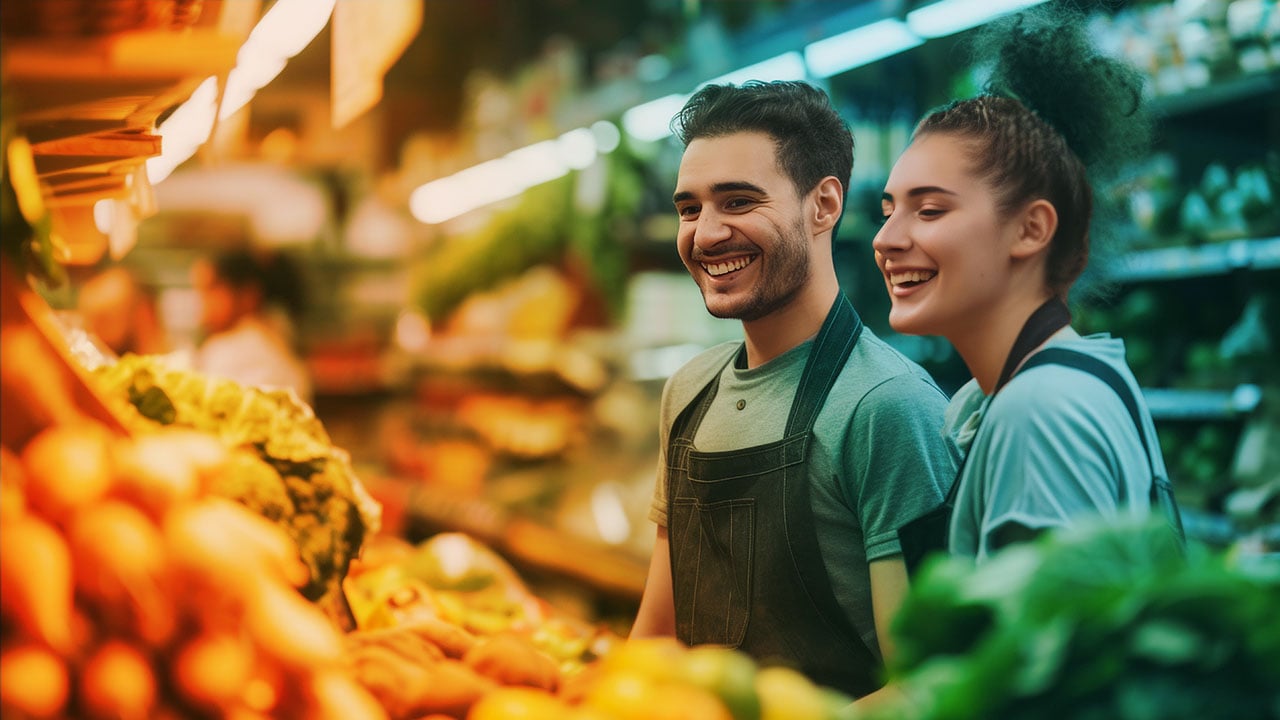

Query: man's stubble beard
[705,219,811,322]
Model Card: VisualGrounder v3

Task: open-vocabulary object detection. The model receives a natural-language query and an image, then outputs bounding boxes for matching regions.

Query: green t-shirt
[649,327,959,656]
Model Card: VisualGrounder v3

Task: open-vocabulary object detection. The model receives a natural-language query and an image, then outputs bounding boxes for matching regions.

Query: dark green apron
[665,293,883,698]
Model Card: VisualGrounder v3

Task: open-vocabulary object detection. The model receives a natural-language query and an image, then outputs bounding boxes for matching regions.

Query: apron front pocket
[671,497,755,648]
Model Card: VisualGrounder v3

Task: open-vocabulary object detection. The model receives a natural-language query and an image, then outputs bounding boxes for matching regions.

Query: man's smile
[701,255,756,277]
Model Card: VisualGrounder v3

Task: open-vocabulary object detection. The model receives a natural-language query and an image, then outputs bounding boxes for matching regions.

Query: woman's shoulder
[991,336,1138,426]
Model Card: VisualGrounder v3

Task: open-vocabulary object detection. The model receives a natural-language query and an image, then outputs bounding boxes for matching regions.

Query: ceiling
[266,0,805,160]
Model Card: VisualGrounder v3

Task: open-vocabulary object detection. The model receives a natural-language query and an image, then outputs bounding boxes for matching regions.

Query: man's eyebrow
[673,181,768,205]
[882,185,958,202]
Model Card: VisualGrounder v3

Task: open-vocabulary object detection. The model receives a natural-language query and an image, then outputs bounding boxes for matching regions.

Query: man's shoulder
[661,341,741,409]
[839,327,946,399]
[670,341,739,382]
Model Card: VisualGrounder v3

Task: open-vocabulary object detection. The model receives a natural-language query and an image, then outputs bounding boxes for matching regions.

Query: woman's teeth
[890,270,937,287]
[703,256,754,277]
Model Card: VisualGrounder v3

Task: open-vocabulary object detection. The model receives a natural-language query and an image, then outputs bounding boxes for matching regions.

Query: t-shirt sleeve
[973,372,1130,550]
[847,374,959,560]
[648,375,677,528]
[646,342,741,528]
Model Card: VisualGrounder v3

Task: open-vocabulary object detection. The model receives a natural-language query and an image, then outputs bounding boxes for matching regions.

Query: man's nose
[694,209,732,248]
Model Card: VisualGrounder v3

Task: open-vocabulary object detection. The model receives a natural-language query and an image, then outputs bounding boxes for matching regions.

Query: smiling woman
[874,4,1185,566]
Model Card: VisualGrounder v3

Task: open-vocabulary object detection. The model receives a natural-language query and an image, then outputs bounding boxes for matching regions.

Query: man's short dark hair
[672,80,854,212]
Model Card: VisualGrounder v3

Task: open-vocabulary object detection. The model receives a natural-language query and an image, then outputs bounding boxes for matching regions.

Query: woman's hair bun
[975,4,1152,179]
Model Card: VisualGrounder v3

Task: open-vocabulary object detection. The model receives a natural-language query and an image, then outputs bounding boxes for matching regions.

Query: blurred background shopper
[190,247,313,404]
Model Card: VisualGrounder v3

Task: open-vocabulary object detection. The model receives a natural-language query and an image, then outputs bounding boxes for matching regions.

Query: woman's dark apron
[665,293,883,698]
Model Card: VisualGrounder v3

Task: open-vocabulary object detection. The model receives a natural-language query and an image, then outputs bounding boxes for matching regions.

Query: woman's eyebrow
[882,185,959,203]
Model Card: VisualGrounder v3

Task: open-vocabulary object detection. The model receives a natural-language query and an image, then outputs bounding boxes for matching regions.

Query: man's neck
[739,283,839,369]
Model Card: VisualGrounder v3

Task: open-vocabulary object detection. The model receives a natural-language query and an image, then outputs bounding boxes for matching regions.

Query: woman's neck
[951,293,1059,395]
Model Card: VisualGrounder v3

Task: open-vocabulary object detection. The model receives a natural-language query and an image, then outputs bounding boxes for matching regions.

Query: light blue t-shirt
[946,328,1166,560]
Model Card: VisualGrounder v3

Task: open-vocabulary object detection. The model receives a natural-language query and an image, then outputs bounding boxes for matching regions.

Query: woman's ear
[1010,198,1058,259]
[811,176,844,236]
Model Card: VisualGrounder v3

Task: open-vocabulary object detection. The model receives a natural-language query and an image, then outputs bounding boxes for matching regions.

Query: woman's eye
[919,207,945,218]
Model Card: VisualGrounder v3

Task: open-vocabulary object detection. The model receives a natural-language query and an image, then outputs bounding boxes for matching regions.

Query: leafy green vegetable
[92,355,382,624]
[870,519,1280,720]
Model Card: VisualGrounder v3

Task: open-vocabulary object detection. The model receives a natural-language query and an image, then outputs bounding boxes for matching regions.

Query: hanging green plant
[1,91,64,288]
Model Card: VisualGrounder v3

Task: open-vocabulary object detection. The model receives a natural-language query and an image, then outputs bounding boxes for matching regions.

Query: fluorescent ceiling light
[907,0,1050,39]
[590,120,621,154]
[620,52,806,143]
[706,51,807,87]
[149,0,337,184]
[804,18,923,78]
[622,93,688,143]
[146,76,220,184]
[410,126,613,224]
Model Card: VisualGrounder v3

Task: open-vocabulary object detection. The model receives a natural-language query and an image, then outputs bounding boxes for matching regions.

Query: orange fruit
[468,686,567,720]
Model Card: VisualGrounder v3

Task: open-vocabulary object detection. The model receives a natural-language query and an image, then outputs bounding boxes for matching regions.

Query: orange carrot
[0,514,73,653]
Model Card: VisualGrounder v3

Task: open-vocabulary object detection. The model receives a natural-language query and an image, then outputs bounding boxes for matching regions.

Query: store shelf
[1179,507,1241,547]
[1150,70,1280,118]
[1141,384,1263,421]
[387,480,650,601]
[1105,237,1280,283]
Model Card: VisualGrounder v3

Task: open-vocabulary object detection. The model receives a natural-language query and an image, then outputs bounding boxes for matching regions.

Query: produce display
[863,518,1280,720]
[0,422,387,719]
[341,532,860,720]
[89,353,383,628]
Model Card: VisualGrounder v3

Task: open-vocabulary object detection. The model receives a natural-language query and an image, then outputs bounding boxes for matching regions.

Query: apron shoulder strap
[785,292,863,435]
[1016,348,1187,547]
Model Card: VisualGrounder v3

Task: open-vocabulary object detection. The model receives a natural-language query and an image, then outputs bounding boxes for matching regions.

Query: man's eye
[677,205,699,218]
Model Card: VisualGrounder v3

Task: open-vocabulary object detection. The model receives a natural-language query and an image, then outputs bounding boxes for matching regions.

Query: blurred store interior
[4,0,1279,627]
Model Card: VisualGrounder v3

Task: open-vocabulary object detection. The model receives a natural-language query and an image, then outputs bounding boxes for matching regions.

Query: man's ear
[811,176,844,236]
[1010,198,1058,259]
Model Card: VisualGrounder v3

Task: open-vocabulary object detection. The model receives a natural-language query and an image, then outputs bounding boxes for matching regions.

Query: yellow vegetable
[110,433,201,518]
[464,632,561,692]
[468,686,568,720]
[245,580,345,670]
[754,666,830,720]
[307,669,390,720]
[164,498,306,595]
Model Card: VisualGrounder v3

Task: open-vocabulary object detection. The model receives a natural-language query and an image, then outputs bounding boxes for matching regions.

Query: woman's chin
[888,309,927,337]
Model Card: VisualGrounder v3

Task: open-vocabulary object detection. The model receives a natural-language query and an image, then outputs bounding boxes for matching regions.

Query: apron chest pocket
[671,497,755,648]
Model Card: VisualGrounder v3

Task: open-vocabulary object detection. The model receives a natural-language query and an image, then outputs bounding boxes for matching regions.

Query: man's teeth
[890,270,937,286]
[703,256,754,276]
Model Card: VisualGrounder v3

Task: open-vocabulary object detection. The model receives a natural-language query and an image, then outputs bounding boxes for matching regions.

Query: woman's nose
[871,215,908,256]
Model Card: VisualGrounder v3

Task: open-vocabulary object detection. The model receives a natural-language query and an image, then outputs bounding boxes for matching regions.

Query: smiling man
[628,80,959,700]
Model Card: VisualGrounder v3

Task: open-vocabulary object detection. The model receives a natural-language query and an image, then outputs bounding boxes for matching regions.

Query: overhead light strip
[145,0,339,185]
[413,4,1049,224]
[906,0,1051,39]
[804,19,923,78]
[408,124,619,225]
